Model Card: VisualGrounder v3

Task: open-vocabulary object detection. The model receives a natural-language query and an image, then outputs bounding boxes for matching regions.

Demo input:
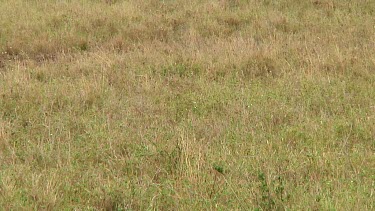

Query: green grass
[0,0,374,210]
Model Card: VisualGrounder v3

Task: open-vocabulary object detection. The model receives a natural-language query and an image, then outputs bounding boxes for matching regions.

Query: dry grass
[0,0,374,210]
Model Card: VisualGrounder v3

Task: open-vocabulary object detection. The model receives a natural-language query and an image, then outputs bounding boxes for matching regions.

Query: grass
[0,0,374,210]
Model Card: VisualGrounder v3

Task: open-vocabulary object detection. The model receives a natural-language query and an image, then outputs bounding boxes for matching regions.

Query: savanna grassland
[0,0,374,210]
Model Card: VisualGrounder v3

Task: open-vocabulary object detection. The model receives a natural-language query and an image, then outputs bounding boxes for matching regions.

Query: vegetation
[0,0,374,209]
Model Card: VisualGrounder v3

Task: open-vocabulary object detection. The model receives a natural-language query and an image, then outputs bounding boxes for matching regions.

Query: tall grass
[0,0,374,209]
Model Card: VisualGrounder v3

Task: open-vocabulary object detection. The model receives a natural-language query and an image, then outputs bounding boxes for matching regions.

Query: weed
[257,172,275,210]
